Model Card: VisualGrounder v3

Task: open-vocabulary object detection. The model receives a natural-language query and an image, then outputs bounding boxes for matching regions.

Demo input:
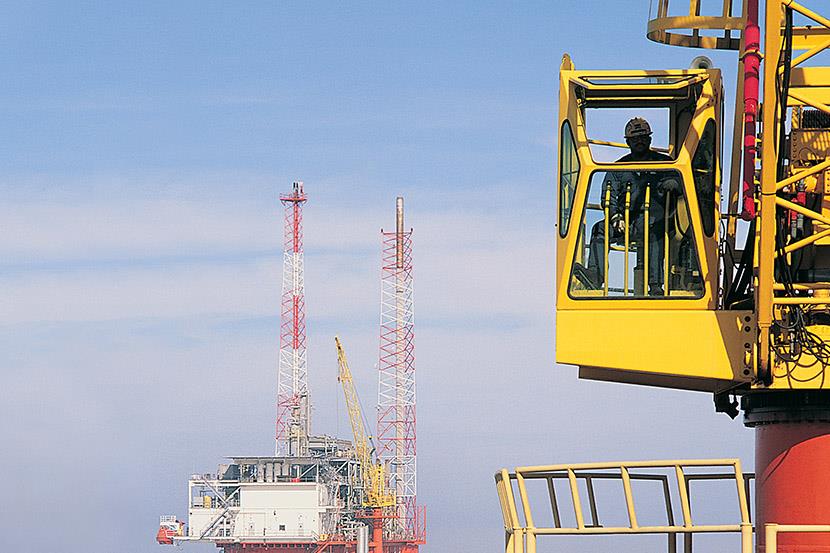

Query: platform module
[166,438,361,546]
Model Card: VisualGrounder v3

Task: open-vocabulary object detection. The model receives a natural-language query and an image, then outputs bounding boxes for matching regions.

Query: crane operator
[574,117,679,295]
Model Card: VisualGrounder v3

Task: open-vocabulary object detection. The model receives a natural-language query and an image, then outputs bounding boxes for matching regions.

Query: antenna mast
[276,181,310,457]
[377,197,418,541]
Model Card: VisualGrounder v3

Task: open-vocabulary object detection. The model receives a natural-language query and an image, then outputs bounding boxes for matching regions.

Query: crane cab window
[585,107,672,162]
[692,119,717,237]
[559,121,580,237]
[569,169,704,298]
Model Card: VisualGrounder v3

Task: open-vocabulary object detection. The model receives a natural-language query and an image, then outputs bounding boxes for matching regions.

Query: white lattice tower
[377,197,417,540]
[275,182,310,457]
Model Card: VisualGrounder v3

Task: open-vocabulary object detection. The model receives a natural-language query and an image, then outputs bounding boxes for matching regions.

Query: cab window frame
[559,120,580,238]
[691,119,718,238]
[566,167,707,301]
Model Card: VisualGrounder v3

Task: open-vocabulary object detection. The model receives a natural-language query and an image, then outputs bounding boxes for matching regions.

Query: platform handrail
[646,0,744,50]
[764,524,830,553]
[495,459,753,553]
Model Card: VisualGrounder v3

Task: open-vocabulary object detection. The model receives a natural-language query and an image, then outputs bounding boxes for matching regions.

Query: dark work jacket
[603,150,674,226]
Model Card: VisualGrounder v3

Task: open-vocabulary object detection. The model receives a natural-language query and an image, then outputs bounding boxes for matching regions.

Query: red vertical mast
[377,198,423,548]
[275,182,310,457]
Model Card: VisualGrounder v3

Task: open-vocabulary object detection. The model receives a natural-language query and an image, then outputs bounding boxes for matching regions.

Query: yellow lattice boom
[335,336,395,508]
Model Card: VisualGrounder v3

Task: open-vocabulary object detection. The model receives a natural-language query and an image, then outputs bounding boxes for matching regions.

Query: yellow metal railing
[495,459,753,553]
[646,0,744,50]
[764,524,830,553]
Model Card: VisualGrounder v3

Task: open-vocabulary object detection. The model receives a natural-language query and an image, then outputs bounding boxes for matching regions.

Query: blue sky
[1,2,753,552]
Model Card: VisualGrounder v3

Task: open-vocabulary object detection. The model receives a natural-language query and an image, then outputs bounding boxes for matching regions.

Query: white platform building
[179,437,363,547]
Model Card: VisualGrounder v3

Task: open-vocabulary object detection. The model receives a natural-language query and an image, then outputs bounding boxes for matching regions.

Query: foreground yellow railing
[495,459,753,553]
[764,524,830,553]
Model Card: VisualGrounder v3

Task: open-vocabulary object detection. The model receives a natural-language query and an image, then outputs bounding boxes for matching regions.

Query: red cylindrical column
[747,390,830,553]
[371,508,384,553]
[756,422,830,551]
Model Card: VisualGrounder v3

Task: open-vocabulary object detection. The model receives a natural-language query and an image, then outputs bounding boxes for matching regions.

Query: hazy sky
[1,2,754,552]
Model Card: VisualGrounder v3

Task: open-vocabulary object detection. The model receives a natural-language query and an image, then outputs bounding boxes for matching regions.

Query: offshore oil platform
[497,1,830,552]
[157,185,425,553]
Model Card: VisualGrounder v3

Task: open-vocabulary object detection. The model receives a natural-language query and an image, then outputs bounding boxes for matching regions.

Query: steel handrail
[764,524,830,553]
[495,459,752,553]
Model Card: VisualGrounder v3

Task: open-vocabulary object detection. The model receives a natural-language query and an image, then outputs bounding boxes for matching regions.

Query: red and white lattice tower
[377,197,418,541]
[275,181,310,457]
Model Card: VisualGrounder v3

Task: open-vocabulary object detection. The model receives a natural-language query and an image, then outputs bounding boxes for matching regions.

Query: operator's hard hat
[625,117,652,138]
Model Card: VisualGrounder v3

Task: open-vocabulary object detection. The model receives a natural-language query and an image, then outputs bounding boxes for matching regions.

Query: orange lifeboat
[156,516,184,545]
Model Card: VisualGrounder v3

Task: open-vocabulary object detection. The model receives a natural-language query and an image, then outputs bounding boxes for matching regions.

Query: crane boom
[335,336,395,508]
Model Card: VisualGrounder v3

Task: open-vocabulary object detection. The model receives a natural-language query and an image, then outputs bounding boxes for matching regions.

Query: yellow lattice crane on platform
[335,336,395,508]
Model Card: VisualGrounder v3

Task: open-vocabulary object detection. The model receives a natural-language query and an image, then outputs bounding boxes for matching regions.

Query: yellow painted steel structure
[495,459,753,553]
[755,1,830,389]
[646,0,743,49]
[335,336,395,508]
[507,3,830,552]
[495,3,830,553]
[555,0,830,392]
